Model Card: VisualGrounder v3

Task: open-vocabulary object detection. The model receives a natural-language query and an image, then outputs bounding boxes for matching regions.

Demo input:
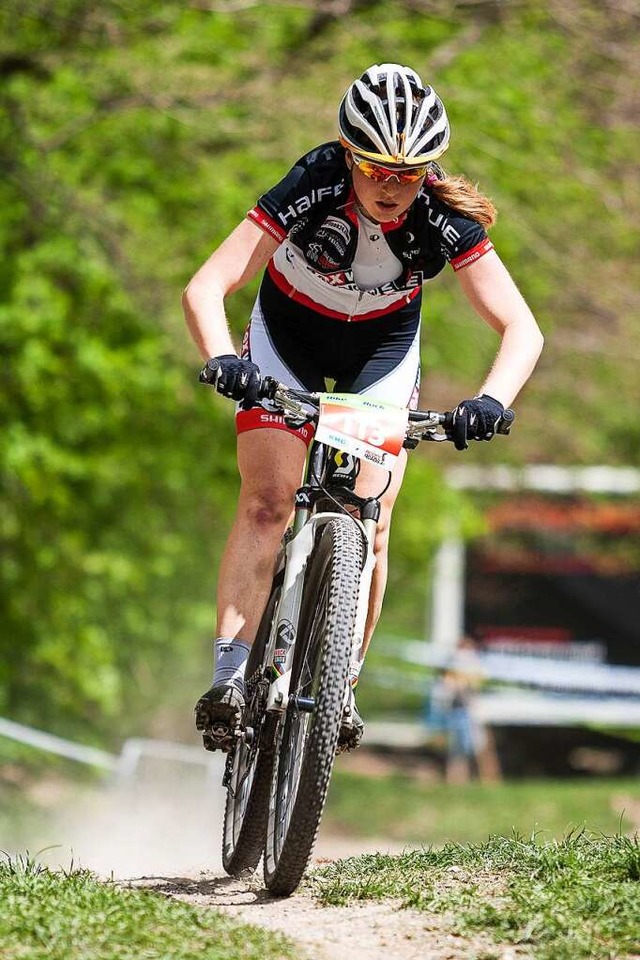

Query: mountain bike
[216,378,513,896]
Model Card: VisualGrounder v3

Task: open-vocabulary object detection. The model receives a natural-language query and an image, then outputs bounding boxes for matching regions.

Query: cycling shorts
[237,272,421,445]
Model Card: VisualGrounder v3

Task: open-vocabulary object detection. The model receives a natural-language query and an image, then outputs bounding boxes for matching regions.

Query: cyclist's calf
[354,450,408,654]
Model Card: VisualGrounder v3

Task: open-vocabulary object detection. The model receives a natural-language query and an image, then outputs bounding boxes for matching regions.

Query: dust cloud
[4,755,228,880]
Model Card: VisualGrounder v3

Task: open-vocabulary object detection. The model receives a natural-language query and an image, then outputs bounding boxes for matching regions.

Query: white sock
[213,637,250,690]
[349,659,363,688]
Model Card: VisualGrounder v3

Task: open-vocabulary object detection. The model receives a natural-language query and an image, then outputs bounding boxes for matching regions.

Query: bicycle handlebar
[258,377,515,443]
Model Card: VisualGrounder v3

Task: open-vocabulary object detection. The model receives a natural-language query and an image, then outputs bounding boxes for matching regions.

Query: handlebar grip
[497,408,515,435]
[442,408,515,436]
[199,357,221,384]
[258,376,278,401]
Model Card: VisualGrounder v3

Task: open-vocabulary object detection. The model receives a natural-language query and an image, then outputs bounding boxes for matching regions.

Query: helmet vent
[338,63,450,165]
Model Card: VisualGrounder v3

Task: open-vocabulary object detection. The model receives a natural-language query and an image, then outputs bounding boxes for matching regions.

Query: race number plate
[315,394,409,470]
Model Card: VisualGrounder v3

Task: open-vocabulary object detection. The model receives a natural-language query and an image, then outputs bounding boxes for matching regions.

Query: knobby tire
[263,516,364,895]
[221,573,282,876]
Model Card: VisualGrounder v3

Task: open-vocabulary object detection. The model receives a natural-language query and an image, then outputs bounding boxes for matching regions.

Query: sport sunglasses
[350,153,428,184]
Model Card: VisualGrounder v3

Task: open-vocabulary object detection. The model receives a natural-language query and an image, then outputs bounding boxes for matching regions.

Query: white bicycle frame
[265,511,377,713]
[258,381,416,717]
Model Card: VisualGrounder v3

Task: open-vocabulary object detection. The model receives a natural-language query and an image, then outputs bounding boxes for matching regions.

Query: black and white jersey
[248,141,493,323]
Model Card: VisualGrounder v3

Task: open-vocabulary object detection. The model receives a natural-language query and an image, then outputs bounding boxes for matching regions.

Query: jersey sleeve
[247,161,312,244]
[449,234,494,272]
[431,201,494,272]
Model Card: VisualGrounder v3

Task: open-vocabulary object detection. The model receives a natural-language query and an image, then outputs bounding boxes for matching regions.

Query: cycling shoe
[194,681,246,753]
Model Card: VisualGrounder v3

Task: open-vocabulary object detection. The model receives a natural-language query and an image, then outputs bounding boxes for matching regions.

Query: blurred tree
[0,0,239,741]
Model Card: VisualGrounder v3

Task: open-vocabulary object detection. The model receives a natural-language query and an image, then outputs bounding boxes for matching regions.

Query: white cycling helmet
[338,63,450,165]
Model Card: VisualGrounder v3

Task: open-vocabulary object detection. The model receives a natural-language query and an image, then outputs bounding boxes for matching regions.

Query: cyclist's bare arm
[456,249,544,408]
[182,218,281,360]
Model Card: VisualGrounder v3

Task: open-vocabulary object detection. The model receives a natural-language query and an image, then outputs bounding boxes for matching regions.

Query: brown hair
[427,163,497,229]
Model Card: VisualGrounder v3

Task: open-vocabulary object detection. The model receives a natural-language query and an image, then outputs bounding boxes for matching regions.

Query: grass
[325,771,640,844]
[0,853,294,960]
[309,831,640,960]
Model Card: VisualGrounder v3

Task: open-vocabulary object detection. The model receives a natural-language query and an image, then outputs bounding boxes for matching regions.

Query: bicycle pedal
[336,728,362,754]
[202,724,237,753]
[212,720,233,738]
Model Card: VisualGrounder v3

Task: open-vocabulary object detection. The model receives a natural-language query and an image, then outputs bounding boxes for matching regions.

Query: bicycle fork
[265,513,376,715]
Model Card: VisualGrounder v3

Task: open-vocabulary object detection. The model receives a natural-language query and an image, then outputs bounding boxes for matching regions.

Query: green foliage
[0,853,294,960]
[0,0,243,739]
[1,0,637,741]
[311,832,640,959]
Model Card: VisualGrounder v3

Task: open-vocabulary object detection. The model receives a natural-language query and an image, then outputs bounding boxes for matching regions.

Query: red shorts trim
[236,407,315,446]
[450,238,494,272]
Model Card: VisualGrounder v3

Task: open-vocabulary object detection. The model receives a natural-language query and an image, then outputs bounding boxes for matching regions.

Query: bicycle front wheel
[263,516,364,895]
[221,573,281,876]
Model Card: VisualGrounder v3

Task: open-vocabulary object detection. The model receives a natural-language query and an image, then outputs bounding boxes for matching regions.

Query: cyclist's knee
[240,487,294,531]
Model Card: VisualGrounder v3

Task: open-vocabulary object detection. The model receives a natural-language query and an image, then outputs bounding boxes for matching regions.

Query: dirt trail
[12,767,530,957]
[130,838,530,960]
[133,875,489,960]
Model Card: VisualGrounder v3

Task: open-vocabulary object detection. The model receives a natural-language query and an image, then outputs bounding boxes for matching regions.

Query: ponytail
[427,163,497,229]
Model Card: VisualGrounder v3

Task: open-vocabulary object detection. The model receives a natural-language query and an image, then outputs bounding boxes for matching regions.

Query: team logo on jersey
[288,216,309,239]
[323,216,352,243]
[316,215,352,259]
[427,209,461,247]
[319,271,351,287]
[316,229,347,257]
[277,183,347,227]
[318,252,340,270]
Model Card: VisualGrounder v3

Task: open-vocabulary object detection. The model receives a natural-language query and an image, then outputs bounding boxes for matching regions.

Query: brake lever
[259,376,279,402]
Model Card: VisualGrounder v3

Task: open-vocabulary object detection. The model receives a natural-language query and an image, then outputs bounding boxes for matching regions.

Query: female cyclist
[183,63,544,752]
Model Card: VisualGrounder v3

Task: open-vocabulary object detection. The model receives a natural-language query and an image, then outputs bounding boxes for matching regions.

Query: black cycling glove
[450,394,505,451]
[199,354,261,411]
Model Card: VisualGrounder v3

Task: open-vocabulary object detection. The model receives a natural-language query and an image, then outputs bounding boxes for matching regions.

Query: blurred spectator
[424,636,501,783]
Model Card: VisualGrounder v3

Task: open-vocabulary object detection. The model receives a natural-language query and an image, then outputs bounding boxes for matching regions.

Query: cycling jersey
[247,140,494,323]
[238,140,494,443]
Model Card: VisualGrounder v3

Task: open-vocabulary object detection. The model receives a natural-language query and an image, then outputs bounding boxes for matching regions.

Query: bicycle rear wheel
[221,572,281,876]
[263,516,364,895]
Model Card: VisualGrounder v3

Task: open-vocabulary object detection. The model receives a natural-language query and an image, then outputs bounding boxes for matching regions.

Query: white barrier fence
[398,640,640,697]
[374,636,640,729]
[0,716,218,781]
